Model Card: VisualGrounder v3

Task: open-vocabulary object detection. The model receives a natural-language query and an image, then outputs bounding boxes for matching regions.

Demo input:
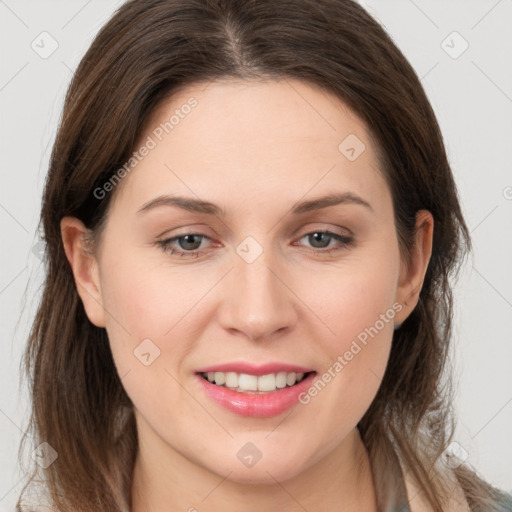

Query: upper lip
[195,362,315,376]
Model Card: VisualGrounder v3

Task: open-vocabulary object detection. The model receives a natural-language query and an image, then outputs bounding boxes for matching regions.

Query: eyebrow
[136,192,373,217]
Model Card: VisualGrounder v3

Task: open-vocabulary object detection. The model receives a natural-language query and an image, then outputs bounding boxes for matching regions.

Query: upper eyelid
[160,222,353,240]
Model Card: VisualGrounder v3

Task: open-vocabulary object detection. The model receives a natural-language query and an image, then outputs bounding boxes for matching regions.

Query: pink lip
[195,362,314,376]
[195,371,317,418]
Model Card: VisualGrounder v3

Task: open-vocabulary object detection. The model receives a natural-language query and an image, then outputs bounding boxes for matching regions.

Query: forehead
[143,78,371,156]
[111,78,388,216]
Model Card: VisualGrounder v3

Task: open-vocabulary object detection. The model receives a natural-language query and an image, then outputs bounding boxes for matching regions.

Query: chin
[207,454,310,486]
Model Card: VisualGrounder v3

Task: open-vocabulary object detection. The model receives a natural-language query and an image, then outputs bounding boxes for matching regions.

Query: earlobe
[60,217,107,328]
[394,210,434,326]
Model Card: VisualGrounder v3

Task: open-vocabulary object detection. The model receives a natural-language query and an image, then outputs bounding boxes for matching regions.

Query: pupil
[310,232,330,248]
[179,235,201,250]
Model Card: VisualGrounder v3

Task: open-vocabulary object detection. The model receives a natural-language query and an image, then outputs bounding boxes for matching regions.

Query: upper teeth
[203,371,306,392]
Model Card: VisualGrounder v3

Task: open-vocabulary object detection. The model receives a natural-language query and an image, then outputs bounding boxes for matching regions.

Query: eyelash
[156,230,354,258]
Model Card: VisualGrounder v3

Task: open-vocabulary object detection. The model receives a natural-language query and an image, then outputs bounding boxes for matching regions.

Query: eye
[295,230,354,253]
[156,234,211,258]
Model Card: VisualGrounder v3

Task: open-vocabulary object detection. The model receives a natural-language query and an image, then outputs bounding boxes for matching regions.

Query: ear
[394,210,434,326]
[60,216,106,328]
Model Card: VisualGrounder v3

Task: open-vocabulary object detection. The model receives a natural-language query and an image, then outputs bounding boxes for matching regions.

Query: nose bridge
[219,239,296,341]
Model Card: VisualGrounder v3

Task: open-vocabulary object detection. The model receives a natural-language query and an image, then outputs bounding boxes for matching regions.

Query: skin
[61,78,433,512]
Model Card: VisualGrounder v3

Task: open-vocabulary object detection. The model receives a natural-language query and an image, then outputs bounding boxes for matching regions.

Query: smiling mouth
[198,371,315,394]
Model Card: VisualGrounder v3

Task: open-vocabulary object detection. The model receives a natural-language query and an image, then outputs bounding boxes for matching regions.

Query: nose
[217,250,298,342]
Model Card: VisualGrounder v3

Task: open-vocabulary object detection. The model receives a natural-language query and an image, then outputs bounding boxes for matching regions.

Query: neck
[131,419,378,512]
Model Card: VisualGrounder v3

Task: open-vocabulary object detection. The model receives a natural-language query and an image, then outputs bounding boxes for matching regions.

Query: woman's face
[64,78,431,485]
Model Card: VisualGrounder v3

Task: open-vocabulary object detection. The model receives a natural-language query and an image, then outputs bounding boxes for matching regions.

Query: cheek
[300,272,396,398]
[297,238,400,355]
[98,260,197,429]
[100,250,211,344]
[293,238,400,423]
[97,244,229,419]
[96,248,188,389]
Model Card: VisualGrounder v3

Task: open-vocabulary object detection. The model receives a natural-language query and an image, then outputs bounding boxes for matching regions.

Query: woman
[18,0,512,511]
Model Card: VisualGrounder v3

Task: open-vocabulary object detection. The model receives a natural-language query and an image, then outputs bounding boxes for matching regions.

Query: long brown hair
[18,1,509,511]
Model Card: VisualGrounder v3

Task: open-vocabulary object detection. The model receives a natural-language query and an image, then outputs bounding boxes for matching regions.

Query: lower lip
[195,372,317,418]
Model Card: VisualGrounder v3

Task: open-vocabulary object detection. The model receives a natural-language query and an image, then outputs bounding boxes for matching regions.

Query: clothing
[494,493,512,511]
[389,457,512,512]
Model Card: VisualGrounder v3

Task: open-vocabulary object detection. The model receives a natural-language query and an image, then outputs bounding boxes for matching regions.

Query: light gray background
[1,0,511,509]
